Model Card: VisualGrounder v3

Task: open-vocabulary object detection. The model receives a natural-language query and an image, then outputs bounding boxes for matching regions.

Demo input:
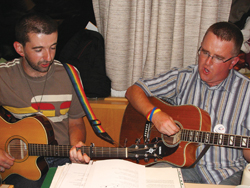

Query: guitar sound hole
[8,139,28,159]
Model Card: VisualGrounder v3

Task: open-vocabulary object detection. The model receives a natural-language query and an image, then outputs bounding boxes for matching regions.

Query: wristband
[146,107,161,122]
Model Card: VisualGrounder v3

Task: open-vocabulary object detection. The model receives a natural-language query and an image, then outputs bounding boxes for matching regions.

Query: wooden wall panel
[83,97,128,147]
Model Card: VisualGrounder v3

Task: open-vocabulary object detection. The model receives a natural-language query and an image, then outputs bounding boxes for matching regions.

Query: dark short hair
[203,22,243,56]
[15,12,58,46]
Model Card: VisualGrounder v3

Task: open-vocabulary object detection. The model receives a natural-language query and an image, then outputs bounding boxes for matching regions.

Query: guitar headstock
[127,141,167,163]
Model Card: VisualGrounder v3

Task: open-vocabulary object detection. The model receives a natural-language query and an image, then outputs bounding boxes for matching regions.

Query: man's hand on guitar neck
[0,149,14,172]
[69,141,90,164]
[69,117,90,164]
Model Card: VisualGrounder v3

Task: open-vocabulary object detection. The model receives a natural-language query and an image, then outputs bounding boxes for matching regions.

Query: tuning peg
[155,137,159,142]
[144,154,149,162]
[135,138,140,144]
[145,138,150,144]
[136,158,139,163]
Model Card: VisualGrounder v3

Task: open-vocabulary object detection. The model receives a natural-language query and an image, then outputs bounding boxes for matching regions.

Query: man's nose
[205,55,213,65]
[44,49,53,61]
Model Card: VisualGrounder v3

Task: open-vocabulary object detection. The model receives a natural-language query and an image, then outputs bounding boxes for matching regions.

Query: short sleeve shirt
[0,58,85,145]
[136,64,250,184]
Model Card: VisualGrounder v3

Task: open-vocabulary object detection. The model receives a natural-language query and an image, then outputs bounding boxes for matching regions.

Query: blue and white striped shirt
[136,64,250,184]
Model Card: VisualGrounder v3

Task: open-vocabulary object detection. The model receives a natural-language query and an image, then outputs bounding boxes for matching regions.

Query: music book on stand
[48,159,185,188]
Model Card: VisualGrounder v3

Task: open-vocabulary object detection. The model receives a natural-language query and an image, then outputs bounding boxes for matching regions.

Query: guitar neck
[28,144,128,158]
[182,129,250,149]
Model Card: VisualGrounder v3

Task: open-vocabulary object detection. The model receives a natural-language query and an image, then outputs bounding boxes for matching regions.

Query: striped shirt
[135,64,250,184]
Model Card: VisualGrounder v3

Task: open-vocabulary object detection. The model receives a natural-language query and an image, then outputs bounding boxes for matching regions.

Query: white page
[50,163,71,188]
[85,159,146,188]
[50,165,64,188]
[145,167,185,188]
[80,160,94,188]
[56,163,90,188]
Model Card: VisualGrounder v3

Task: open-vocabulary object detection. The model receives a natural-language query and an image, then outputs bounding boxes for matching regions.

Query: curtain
[92,0,232,97]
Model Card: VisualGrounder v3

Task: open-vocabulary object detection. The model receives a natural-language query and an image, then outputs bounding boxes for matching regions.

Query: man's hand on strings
[0,149,15,172]
[151,111,180,136]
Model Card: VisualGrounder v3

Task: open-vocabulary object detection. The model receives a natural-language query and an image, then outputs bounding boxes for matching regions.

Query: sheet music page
[80,160,93,188]
[145,167,185,188]
[85,159,146,188]
[51,163,90,188]
[50,163,71,188]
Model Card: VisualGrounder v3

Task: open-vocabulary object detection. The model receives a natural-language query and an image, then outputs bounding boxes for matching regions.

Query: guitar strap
[185,144,210,168]
[63,63,114,144]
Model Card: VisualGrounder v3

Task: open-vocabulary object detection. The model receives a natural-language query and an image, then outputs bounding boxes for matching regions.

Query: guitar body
[0,114,55,181]
[119,97,211,167]
[0,107,165,181]
[0,96,212,180]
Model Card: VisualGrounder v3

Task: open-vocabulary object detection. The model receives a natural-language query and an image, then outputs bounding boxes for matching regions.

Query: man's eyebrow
[32,46,43,49]
[214,54,225,59]
[202,48,225,59]
[201,48,208,52]
[32,43,58,49]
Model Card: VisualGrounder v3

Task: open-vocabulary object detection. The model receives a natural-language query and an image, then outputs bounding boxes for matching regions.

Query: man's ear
[13,41,25,57]
[229,56,239,69]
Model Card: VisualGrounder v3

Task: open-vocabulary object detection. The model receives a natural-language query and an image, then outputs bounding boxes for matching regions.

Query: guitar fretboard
[181,129,250,149]
[28,144,128,158]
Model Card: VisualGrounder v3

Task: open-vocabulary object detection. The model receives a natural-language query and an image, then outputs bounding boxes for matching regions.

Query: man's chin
[39,67,50,73]
[199,73,211,83]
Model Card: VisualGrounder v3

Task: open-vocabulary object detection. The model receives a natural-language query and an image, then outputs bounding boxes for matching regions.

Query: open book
[50,159,185,188]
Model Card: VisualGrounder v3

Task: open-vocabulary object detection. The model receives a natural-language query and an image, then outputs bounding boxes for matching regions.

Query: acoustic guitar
[0,109,165,181]
[120,97,250,167]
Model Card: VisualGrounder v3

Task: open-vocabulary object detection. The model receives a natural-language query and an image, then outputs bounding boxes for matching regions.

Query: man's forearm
[69,118,86,146]
[125,85,155,117]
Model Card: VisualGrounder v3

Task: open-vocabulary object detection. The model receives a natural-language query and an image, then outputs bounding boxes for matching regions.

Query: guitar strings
[3,144,153,154]
[3,129,248,160]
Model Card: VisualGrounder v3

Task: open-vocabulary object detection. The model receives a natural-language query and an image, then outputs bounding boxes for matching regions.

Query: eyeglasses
[198,46,236,64]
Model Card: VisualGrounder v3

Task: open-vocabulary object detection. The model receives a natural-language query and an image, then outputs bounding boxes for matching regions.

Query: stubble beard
[25,56,53,73]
